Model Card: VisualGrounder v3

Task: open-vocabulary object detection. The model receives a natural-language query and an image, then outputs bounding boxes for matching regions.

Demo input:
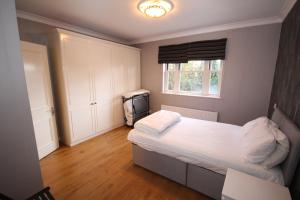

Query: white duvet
[128,117,284,185]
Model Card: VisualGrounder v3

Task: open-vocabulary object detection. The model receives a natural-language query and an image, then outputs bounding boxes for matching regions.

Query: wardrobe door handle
[90,102,94,105]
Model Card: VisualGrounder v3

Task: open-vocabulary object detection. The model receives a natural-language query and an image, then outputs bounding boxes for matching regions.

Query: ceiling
[15,0,295,44]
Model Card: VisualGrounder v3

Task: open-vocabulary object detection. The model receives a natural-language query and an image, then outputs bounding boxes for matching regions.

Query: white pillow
[241,116,278,136]
[261,126,289,169]
[242,119,276,163]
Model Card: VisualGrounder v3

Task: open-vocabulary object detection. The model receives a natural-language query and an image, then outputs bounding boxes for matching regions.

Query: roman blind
[158,38,227,64]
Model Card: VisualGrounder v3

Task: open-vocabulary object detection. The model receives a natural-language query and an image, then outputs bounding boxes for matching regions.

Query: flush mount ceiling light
[138,0,173,18]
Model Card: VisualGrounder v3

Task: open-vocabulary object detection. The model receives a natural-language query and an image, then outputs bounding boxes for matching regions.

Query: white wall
[0,0,43,199]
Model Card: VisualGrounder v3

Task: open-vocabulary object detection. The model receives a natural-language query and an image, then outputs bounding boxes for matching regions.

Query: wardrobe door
[112,47,128,96]
[126,49,141,91]
[111,47,127,126]
[61,36,95,141]
[96,102,114,132]
[91,42,114,132]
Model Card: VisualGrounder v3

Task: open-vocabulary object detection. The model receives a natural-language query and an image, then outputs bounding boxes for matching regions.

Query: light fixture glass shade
[138,0,173,18]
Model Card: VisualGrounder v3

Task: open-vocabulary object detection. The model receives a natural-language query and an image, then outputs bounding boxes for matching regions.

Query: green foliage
[166,60,221,95]
[209,72,219,95]
[180,71,202,92]
[168,71,175,90]
[210,72,218,85]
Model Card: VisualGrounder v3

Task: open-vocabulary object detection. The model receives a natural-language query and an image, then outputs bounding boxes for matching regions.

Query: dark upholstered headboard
[271,108,300,186]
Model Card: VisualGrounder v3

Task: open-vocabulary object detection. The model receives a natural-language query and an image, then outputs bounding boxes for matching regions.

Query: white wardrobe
[49,29,141,146]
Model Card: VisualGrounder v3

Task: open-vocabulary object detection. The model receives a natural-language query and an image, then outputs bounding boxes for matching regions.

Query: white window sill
[161,91,222,99]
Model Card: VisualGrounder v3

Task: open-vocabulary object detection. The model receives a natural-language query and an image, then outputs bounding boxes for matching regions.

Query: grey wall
[137,24,281,125]
[17,18,54,46]
[17,18,129,46]
[268,1,300,128]
[268,1,300,199]
[0,0,43,199]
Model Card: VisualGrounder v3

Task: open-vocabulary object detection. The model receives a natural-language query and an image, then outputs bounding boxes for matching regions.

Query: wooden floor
[40,126,211,200]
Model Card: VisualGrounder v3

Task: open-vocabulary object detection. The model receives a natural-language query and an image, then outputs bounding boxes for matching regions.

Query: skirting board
[161,105,218,122]
[68,123,124,146]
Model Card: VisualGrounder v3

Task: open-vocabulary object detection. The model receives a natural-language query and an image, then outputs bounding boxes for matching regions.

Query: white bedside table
[222,168,292,200]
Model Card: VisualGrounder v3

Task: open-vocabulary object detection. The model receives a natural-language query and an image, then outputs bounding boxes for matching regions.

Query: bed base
[132,144,225,200]
[132,143,187,185]
[187,164,225,199]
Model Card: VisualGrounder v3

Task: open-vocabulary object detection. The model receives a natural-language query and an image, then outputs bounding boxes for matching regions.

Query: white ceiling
[15,0,295,44]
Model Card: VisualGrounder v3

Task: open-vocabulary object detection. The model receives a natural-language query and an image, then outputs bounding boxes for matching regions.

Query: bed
[127,108,300,199]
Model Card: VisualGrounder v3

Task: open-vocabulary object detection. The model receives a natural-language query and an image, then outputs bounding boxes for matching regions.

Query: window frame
[162,60,224,98]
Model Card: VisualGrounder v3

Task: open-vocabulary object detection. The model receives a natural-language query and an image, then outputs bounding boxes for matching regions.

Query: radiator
[161,105,218,122]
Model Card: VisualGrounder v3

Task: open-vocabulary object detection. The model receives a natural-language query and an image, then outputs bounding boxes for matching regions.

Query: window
[163,60,223,97]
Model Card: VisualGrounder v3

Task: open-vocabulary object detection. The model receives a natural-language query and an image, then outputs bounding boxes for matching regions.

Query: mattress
[128,117,284,185]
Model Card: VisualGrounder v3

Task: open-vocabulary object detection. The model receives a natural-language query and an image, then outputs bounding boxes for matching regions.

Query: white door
[62,36,95,141]
[90,42,114,132]
[21,41,59,160]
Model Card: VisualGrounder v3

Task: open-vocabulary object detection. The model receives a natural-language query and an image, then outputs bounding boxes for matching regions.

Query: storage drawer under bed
[131,144,226,200]
[132,144,187,185]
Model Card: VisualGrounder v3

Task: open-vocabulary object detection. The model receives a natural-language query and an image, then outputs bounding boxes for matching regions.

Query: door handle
[51,107,55,114]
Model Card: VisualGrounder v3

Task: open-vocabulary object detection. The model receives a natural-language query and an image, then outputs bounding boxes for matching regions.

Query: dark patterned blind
[158,38,227,64]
